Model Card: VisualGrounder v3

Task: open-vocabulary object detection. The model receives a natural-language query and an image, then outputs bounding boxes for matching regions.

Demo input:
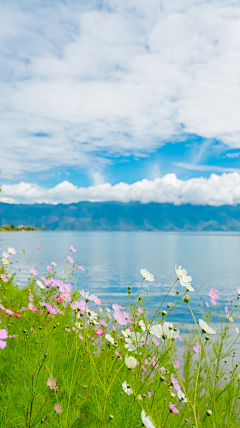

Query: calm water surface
[1,231,240,324]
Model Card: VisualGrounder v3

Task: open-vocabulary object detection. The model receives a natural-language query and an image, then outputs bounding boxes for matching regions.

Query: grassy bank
[0,246,239,427]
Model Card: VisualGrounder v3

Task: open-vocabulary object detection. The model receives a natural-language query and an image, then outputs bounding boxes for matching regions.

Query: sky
[1,0,240,205]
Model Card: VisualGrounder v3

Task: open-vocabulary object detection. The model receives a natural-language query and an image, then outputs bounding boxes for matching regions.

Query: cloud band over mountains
[1,172,240,206]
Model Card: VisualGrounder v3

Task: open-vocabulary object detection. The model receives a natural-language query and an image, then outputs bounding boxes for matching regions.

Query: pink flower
[193,343,200,353]
[115,350,122,359]
[3,295,6,299]
[171,373,180,391]
[169,402,179,413]
[99,320,108,327]
[46,304,57,314]
[30,327,34,332]
[211,298,217,306]
[0,329,8,349]
[147,392,152,399]
[79,334,84,340]
[70,245,77,252]
[112,325,116,332]
[177,335,182,342]
[209,288,219,300]
[174,360,180,369]
[225,306,228,313]
[38,245,41,249]
[56,294,63,302]
[30,268,38,276]
[237,287,240,295]
[95,329,105,336]
[113,310,128,325]
[112,303,122,311]
[205,302,209,307]
[54,404,62,413]
[67,256,74,264]
[65,328,71,332]
[152,336,160,346]
[47,266,53,272]
[0,274,8,283]
[77,266,85,271]
[47,377,58,390]
[8,334,18,339]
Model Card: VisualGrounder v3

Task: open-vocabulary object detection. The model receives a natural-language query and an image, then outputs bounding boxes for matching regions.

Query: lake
[1,231,240,325]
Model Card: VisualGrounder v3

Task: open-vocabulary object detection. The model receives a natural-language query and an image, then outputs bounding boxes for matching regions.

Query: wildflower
[141,409,156,428]
[178,335,183,342]
[61,291,71,302]
[112,325,116,332]
[36,280,44,289]
[171,373,180,391]
[67,256,74,264]
[152,336,160,346]
[125,355,138,369]
[70,245,77,252]
[124,331,144,352]
[150,322,180,340]
[51,261,57,267]
[8,247,16,255]
[206,409,212,416]
[177,390,188,402]
[0,274,8,283]
[95,329,105,336]
[2,258,8,265]
[174,360,180,369]
[236,327,239,334]
[114,310,128,325]
[199,319,216,334]
[193,343,200,353]
[205,302,209,307]
[77,266,85,270]
[122,381,133,395]
[122,328,131,338]
[139,320,146,331]
[115,350,122,359]
[237,287,240,295]
[227,314,234,323]
[56,293,63,302]
[211,298,217,306]
[105,333,117,346]
[169,402,179,413]
[8,334,18,338]
[140,269,154,282]
[209,288,219,300]
[75,322,83,329]
[54,404,62,413]
[30,268,38,276]
[112,303,122,311]
[47,377,58,390]
[37,245,41,249]
[99,320,108,327]
[0,329,8,349]
[175,265,193,290]
[47,266,53,272]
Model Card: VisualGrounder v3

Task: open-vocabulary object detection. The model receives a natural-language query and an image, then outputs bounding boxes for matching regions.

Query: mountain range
[1,202,240,231]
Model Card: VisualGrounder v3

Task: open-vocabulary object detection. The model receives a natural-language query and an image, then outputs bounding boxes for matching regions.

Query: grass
[0,247,239,427]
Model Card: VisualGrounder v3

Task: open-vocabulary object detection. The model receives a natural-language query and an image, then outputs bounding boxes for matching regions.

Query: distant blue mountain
[0,202,240,231]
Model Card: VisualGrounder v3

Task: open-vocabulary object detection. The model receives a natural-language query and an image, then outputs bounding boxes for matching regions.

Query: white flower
[175,265,193,290]
[236,327,239,334]
[141,409,156,428]
[75,322,83,329]
[227,314,234,323]
[8,247,16,255]
[122,328,131,338]
[138,394,143,400]
[2,251,9,258]
[139,320,146,331]
[87,310,99,325]
[150,322,179,340]
[51,261,57,267]
[177,390,188,402]
[122,381,133,395]
[124,331,144,352]
[105,333,118,346]
[199,319,216,335]
[125,355,138,369]
[36,280,44,289]
[2,258,8,265]
[140,269,154,282]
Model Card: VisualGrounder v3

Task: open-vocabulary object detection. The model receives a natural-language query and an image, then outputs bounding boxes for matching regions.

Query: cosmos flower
[47,266,53,272]
[36,280,44,289]
[141,409,156,428]
[169,402,179,413]
[7,247,16,255]
[67,256,74,264]
[140,269,154,282]
[51,261,57,267]
[70,245,77,252]
[124,331,144,352]
[171,373,181,391]
[37,245,41,249]
[105,333,117,346]
[139,320,146,331]
[77,266,85,270]
[150,322,180,340]
[193,343,200,353]
[205,302,209,307]
[113,310,128,325]
[0,329,8,349]
[47,377,58,390]
[54,404,62,413]
[2,258,8,266]
[175,265,193,291]
[199,319,216,334]
[209,288,219,300]
[122,381,133,395]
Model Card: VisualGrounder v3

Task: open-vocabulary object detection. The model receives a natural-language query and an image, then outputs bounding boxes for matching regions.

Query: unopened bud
[183,295,190,303]
[125,355,137,369]
[162,310,167,316]
[206,409,212,416]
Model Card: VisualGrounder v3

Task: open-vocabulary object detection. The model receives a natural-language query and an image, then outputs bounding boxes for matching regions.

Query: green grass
[0,250,239,428]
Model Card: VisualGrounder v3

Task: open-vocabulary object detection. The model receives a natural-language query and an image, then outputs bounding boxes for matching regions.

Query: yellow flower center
[179,275,182,278]
[211,293,214,296]
[117,317,120,321]
[132,340,137,344]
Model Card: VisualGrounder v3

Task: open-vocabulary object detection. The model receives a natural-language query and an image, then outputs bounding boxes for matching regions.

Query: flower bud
[162,310,167,316]
[206,410,212,416]
[183,295,190,303]
[125,355,137,369]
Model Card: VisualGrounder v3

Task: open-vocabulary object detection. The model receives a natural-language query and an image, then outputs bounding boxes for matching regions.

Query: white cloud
[1,1,240,178]
[1,172,240,206]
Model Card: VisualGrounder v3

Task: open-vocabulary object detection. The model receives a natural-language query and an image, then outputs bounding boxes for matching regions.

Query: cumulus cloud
[1,0,240,178]
[1,172,240,206]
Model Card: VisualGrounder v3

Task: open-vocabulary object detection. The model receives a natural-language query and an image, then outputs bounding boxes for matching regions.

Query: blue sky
[1,0,240,205]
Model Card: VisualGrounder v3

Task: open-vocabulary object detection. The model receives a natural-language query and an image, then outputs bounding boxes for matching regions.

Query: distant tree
[11,224,15,229]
